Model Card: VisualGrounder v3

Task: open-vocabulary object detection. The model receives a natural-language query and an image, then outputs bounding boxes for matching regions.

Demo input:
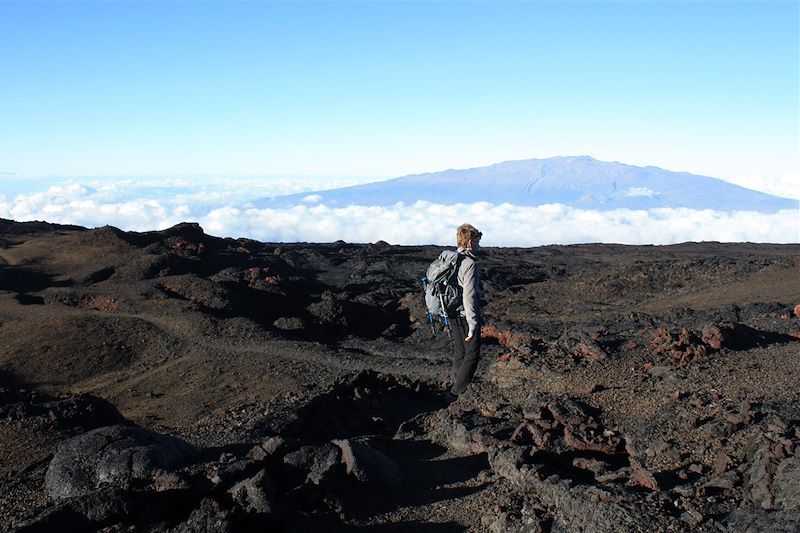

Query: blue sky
[0,1,798,245]
[1,1,797,187]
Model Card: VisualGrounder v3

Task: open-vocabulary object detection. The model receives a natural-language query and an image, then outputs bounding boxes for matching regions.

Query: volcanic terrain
[0,218,798,532]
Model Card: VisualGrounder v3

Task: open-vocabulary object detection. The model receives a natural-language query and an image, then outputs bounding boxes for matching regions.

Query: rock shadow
[278,371,450,443]
[0,266,71,292]
[341,438,490,512]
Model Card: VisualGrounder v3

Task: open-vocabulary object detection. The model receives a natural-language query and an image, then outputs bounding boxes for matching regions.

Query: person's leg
[450,318,467,385]
[451,324,481,395]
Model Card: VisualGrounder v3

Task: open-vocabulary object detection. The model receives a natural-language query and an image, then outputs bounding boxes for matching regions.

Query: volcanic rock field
[0,218,798,532]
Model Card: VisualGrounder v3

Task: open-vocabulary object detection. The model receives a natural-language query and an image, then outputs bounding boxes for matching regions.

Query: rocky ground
[0,217,798,532]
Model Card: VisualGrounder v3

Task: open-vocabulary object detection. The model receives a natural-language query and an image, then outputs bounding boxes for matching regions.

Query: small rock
[283,443,340,485]
[713,452,732,476]
[209,459,258,487]
[573,457,608,475]
[704,470,740,492]
[272,317,305,331]
[648,365,673,378]
[630,459,660,491]
[672,484,694,497]
[596,467,631,483]
[247,436,286,461]
[152,470,190,492]
[333,438,405,487]
[228,469,275,514]
[688,464,704,474]
[680,509,704,526]
[646,438,670,458]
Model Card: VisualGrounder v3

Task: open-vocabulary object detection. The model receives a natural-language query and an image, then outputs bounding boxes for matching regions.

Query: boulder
[247,436,287,461]
[45,425,199,500]
[283,443,341,485]
[726,508,800,533]
[169,497,236,533]
[333,438,405,487]
[773,457,800,511]
[307,291,347,327]
[228,469,276,514]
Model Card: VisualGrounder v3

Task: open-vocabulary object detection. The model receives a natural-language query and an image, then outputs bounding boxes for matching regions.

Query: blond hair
[456,223,482,249]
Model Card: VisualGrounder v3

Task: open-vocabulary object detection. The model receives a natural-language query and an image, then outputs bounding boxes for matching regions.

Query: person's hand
[465,333,474,342]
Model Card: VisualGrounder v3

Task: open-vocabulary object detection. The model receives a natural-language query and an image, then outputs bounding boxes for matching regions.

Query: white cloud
[1,183,797,246]
[191,202,799,246]
[302,194,323,203]
[720,172,800,200]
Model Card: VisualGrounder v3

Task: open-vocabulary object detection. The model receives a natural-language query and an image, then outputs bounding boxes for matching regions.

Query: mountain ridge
[253,156,797,212]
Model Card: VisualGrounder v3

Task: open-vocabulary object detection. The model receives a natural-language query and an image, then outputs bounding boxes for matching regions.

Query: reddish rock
[701,322,751,350]
[650,327,706,367]
[624,436,639,458]
[165,236,205,256]
[564,427,620,454]
[794,304,800,318]
[701,324,726,350]
[714,452,732,476]
[629,459,660,491]
[481,325,546,356]
[577,341,607,362]
[510,422,549,448]
[84,296,119,312]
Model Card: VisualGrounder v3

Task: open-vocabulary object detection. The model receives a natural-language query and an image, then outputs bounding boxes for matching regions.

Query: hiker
[448,223,483,396]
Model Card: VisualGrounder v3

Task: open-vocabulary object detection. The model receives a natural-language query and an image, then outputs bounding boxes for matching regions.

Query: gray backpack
[421,250,464,330]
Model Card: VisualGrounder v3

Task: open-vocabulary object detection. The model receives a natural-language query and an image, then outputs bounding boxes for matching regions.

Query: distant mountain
[253,156,798,212]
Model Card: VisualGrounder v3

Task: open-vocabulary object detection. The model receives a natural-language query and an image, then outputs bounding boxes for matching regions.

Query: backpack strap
[453,251,466,285]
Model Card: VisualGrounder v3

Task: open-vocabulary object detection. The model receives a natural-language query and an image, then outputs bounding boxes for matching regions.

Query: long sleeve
[458,257,481,336]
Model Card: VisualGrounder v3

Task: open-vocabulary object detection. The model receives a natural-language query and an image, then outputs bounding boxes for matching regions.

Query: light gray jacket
[456,249,482,336]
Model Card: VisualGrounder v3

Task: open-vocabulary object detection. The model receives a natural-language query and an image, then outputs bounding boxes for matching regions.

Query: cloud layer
[1,180,797,247]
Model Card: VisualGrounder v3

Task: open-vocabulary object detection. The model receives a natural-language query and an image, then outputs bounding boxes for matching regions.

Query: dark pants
[450,317,481,395]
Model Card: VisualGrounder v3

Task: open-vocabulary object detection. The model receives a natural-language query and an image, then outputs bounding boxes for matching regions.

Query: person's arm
[460,259,479,340]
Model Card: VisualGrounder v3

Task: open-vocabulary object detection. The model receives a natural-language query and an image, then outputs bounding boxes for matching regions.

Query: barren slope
[0,219,798,532]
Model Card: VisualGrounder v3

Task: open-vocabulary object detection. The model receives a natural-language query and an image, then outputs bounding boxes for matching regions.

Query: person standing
[449,223,483,396]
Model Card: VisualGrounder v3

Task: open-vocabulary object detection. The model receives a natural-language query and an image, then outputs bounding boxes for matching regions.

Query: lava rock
[45,424,199,500]
[333,438,405,487]
[228,469,276,514]
[283,443,341,485]
[272,317,306,331]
